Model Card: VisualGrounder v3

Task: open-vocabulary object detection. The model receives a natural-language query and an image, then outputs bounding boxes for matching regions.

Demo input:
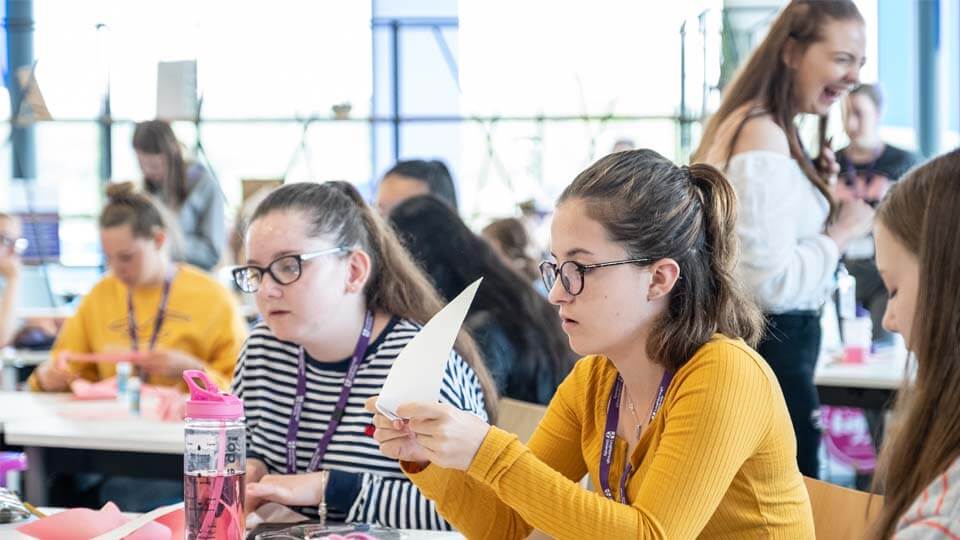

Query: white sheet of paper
[376,278,482,420]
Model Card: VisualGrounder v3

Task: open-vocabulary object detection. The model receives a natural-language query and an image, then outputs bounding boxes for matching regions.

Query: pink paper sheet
[70,378,118,400]
[62,378,187,421]
[55,351,143,371]
[154,507,185,538]
[16,502,175,540]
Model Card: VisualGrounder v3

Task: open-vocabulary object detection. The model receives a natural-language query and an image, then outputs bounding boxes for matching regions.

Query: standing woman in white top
[691,0,874,478]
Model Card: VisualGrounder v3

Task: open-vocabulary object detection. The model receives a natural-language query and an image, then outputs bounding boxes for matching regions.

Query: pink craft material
[55,350,143,369]
[154,507,185,538]
[63,351,142,363]
[150,386,188,421]
[16,502,176,540]
[69,377,118,400]
[322,534,377,540]
[62,378,187,421]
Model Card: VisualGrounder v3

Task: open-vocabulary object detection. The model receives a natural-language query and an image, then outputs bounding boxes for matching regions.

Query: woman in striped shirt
[871,149,960,539]
[230,181,497,529]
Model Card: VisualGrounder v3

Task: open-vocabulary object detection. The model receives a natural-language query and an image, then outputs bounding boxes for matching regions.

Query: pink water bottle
[183,370,246,540]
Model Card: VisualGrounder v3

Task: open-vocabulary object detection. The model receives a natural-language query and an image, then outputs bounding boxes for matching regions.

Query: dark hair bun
[105,181,138,203]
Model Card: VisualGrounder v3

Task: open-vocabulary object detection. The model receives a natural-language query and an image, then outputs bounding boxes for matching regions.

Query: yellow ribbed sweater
[404,335,814,539]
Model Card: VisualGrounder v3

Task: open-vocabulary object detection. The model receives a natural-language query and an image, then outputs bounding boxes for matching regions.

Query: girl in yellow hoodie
[30,182,246,392]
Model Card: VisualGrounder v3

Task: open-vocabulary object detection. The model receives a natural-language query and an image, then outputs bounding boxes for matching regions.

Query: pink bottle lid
[183,370,244,420]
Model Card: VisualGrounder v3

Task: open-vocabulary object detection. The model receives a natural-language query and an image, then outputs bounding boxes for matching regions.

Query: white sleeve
[726,153,840,312]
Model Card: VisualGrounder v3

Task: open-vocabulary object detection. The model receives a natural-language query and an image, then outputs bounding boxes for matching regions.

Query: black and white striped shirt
[232,317,488,530]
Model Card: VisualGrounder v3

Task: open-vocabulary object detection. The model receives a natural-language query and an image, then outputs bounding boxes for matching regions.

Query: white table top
[0,391,66,425]
[814,347,908,390]
[0,391,183,454]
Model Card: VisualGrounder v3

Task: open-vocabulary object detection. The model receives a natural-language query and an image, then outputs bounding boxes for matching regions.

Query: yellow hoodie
[29,264,247,392]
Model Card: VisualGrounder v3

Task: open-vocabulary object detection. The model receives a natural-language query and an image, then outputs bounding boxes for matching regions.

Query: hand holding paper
[365,397,492,471]
[375,279,482,421]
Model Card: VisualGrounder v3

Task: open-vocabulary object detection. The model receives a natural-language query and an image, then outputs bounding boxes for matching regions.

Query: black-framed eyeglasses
[539,258,652,296]
[232,247,348,293]
[0,235,28,256]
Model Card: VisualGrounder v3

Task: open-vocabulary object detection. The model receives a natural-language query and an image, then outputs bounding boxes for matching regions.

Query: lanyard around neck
[598,370,673,505]
[127,265,177,353]
[286,310,375,474]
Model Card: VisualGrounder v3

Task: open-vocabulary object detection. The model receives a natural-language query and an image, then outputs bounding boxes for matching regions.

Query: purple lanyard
[127,265,177,353]
[286,310,374,474]
[598,370,673,505]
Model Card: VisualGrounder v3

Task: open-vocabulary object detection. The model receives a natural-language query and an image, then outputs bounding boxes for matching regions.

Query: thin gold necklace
[624,389,644,440]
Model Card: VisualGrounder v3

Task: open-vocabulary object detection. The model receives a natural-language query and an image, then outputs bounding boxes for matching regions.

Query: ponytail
[560,149,763,370]
[686,163,763,347]
[251,181,498,421]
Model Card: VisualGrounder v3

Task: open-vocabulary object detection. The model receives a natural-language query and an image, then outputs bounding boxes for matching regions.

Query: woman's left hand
[246,472,327,512]
[393,401,492,472]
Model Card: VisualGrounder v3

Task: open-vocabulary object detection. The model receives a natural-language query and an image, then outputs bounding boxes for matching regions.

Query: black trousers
[757,312,822,478]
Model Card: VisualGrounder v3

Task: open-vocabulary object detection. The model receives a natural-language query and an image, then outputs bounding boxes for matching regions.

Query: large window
[22,0,372,215]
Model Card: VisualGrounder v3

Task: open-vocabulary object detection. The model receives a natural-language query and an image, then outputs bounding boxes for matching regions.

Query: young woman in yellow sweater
[366,149,815,539]
[29,183,246,392]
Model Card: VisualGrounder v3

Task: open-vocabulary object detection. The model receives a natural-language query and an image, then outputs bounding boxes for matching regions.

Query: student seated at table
[230,181,497,529]
[869,149,960,538]
[389,195,576,405]
[0,212,25,347]
[28,182,246,392]
[374,159,458,215]
[367,149,815,539]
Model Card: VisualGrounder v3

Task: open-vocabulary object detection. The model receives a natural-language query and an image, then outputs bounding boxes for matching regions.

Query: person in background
[29,182,246,393]
[482,217,545,295]
[691,0,874,478]
[870,149,960,538]
[610,138,636,154]
[837,83,921,345]
[367,150,814,539]
[390,195,576,405]
[0,213,24,347]
[375,159,458,215]
[231,181,495,528]
[133,120,224,271]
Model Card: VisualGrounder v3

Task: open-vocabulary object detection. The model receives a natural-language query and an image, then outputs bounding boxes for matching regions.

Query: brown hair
[849,83,884,111]
[559,149,764,370]
[251,181,499,421]
[692,0,864,218]
[133,120,189,207]
[871,149,960,539]
[100,182,166,238]
[481,218,540,283]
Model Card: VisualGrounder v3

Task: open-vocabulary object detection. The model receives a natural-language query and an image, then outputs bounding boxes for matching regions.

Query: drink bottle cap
[183,370,244,420]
